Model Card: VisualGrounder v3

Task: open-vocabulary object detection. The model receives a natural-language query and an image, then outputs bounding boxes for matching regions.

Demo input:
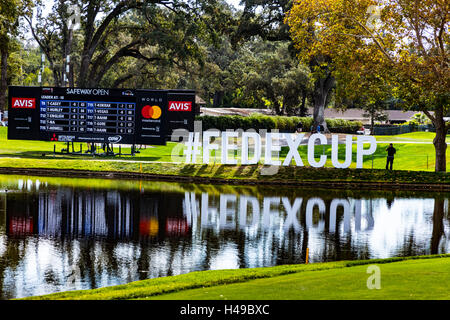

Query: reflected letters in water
[0,177,448,299]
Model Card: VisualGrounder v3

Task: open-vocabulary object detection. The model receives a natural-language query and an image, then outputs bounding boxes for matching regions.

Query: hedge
[197,113,362,134]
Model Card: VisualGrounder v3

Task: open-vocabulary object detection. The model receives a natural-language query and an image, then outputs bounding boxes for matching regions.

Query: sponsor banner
[168,101,192,112]
[108,135,123,143]
[167,90,196,136]
[12,98,36,109]
[57,135,76,142]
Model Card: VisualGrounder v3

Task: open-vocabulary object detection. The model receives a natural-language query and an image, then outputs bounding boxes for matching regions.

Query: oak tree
[286,0,449,171]
[26,0,232,88]
[0,0,33,110]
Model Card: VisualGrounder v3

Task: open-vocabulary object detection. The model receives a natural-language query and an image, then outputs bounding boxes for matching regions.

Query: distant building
[200,107,272,117]
[195,95,206,107]
[193,95,206,115]
[310,108,423,125]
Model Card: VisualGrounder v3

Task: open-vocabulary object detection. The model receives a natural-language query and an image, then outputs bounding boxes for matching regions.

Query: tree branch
[423,109,436,124]
[93,44,162,86]
[88,0,142,57]
[112,74,134,88]
[24,15,62,85]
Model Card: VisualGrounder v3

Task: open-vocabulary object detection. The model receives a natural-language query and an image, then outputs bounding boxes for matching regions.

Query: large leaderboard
[8,86,196,145]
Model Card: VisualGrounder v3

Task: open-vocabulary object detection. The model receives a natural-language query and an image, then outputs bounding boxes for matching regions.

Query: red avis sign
[168,101,192,112]
[12,97,36,109]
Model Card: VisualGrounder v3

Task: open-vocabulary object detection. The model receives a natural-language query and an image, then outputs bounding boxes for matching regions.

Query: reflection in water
[0,176,448,299]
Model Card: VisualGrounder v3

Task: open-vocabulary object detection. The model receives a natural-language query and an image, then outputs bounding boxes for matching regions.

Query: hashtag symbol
[184,132,202,163]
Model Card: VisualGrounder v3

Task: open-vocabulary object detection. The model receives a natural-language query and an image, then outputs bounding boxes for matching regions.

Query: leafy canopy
[286,0,449,114]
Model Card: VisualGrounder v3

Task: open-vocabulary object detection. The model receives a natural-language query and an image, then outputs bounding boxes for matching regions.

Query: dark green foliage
[325,118,363,133]
[198,114,361,133]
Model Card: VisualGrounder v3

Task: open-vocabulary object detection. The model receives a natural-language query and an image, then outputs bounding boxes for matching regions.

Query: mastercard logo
[141,105,162,119]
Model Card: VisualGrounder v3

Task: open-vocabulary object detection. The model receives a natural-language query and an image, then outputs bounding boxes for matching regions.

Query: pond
[0,174,448,299]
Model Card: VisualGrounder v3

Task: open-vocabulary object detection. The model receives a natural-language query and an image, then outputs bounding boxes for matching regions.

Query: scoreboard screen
[7,86,195,145]
[40,97,137,138]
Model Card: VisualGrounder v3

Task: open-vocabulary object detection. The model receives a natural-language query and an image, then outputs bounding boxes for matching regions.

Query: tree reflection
[431,198,445,254]
[0,178,448,299]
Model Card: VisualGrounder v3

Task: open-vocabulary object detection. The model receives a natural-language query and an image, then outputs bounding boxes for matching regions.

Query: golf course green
[22,254,450,300]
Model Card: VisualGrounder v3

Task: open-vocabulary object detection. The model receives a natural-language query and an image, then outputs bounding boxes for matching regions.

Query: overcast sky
[26,0,244,43]
[228,0,243,9]
[38,0,244,15]
[26,0,244,39]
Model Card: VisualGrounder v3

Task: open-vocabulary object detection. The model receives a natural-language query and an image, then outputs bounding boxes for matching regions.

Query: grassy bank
[0,128,448,188]
[0,160,449,188]
[1,129,448,170]
[23,254,450,300]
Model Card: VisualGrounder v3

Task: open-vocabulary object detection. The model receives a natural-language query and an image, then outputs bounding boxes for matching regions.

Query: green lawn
[374,131,450,142]
[279,141,445,171]
[0,128,448,181]
[22,254,450,300]
[150,259,450,300]
[0,127,177,162]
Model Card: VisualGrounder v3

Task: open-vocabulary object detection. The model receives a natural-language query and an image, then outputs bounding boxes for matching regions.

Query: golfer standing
[386,143,396,170]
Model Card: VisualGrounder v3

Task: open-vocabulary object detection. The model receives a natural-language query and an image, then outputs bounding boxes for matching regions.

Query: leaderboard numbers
[39,100,135,134]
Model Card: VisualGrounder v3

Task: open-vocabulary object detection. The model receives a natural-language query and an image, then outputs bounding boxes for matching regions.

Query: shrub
[273,116,290,131]
[326,119,362,133]
[197,114,361,133]
[298,117,313,131]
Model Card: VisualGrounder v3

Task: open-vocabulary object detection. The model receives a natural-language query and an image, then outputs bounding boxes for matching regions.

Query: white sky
[26,0,244,43]
[228,0,244,9]
[39,0,244,15]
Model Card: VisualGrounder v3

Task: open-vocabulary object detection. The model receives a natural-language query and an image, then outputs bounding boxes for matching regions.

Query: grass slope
[150,259,450,300]
[23,254,450,300]
[0,128,448,185]
[374,131,449,142]
[1,160,449,186]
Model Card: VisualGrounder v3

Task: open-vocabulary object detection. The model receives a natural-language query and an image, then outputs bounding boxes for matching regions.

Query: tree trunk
[312,74,334,133]
[112,74,133,88]
[272,99,283,115]
[432,108,447,172]
[0,49,8,111]
[298,90,307,117]
[282,96,291,115]
[431,198,444,254]
[370,111,375,135]
[77,0,97,88]
[53,68,63,87]
[213,91,224,107]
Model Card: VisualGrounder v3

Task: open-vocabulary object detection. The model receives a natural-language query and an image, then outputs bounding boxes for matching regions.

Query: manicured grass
[374,131,450,142]
[279,142,446,172]
[150,259,450,300]
[1,128,447,171]
[0,128,448,184]
[1,160,449,186]
[22,254,450,300]
[0,128,178,162]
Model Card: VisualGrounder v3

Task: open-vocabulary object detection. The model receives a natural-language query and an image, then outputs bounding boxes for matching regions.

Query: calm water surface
[0,175,448,299]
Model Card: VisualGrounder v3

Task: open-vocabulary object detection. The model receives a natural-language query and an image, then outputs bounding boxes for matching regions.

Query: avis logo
[168,101,192,111]
[12,98,36,109]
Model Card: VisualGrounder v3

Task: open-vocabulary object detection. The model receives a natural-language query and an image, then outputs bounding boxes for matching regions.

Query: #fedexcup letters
[183,129,377,169]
